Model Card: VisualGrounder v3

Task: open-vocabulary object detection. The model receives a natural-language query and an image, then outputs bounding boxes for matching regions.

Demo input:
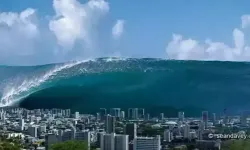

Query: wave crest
[0,61,86,106]
[0,57,132,106]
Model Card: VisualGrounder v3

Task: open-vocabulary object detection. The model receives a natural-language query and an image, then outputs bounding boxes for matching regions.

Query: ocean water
[0,58,250,117]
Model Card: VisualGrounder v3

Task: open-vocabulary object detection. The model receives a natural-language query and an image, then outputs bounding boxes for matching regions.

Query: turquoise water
[0,58,250,116]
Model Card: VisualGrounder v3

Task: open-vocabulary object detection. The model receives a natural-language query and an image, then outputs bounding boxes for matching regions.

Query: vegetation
[139,125,165,137]
[221,139,250,150]
[0,135,22,150]
[50,140,89,150]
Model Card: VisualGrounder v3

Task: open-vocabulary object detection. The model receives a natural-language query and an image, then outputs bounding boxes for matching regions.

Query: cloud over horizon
[0,0,123,65]
[1,0,250,65]
[166,14,250,61]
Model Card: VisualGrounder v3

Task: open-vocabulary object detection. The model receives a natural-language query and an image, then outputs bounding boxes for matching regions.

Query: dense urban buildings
[0,106,249,150]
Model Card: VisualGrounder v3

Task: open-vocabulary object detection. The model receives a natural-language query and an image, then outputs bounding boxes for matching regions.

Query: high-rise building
[120,111,125,120]
[128,108,133,119]
[100,108,107,121]
[39,125,46,133]
[45,134,59,150]
[199,121,205,131]
[19,119,24,131]
[28,125,38,137]
[202,111,208,128]
[178,112,185,122]
[75,112,80,119]
[66,109,71,117]
[105,115,116,133]
[96,113,100,121]
[160,113,164,120]
[241,111,248,125]
[197,129,203,140]
[62,129,74,141]
[164,130,172,142]
[97,132,105,148]
[146,113,150,121]
[110,108,121,118]
[132,108,139,120]
[223,109,229,124]
[183,123,190,139]
[101,133,128,150]
[115,134,129,150]
[138,108,145,119]
[128,108,139,120]
[212,113,216,125]
[133,135,161,150]
[125,123,137,142]
[75,130,91,150]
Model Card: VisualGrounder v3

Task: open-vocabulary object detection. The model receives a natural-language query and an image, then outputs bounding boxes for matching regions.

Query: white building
[160,113,164,120]
[19,119,24,131]
[183,123,190,139]
[164,130,172,142]
[39,125,47,133]
[101,133,128,150]
[121,111,125,120]
[75,112,80,119]
[178,112,184,122]
[133,135,161,150]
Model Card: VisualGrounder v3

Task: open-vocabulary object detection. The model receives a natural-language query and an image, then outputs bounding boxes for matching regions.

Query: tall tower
[183,123,190,139]
[138,108,145,119]
[202,111,208,129]
[19,119,24,131]
[105,115,116,133]
[110,108,121,118]
[100,108,107,121]
[212,113,216,125]
[178,112,185,122]
[125,123,137,142]
[160,113,164,121]
[101,133,128,150]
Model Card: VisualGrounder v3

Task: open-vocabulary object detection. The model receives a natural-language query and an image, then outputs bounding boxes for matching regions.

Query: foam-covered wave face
[1,58,250,115]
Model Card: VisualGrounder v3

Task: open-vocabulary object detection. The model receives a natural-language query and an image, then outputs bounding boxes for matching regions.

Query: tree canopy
[50,140,88,150]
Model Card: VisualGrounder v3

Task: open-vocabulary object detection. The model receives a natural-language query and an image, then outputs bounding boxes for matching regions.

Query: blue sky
[0,0,250,65]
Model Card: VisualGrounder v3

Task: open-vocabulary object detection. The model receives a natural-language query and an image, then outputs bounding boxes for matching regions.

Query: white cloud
[112,19,125,40]
[241,15,250,29]
[0,0,115,65]
[49,0,109,49]
[166,14,250,61]
[0,8,39,56]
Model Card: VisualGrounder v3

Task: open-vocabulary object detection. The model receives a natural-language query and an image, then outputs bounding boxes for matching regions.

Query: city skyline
[0,106,247,149]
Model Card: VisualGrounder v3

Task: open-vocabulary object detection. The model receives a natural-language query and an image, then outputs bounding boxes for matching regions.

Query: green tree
[50,140,88,150]
[222,139,250,150]
[0,141,21,150]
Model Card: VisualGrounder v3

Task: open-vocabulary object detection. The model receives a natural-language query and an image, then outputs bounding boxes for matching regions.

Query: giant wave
[1,58,250,116]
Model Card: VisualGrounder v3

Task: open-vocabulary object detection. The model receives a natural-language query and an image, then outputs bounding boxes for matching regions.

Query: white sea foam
[0,60,87,107]
[104,57,127,62]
